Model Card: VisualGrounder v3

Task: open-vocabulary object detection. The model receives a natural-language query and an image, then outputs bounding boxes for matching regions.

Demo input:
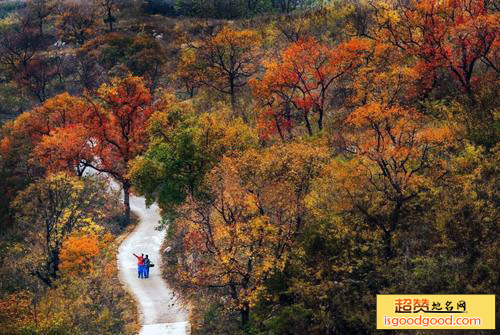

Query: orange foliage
[177,143,330,314]
[28,77,153,181]
[327,102,455,257]
[14,93,90,144]
[0,135,11,155]
[6,76,154,224]
[35,124,94,176]
[350,42,420,107]
[0,291,34,325]
[59,234,100,276]
[90,75,153,180]
[0,93,94,175]
[252,37,371,138]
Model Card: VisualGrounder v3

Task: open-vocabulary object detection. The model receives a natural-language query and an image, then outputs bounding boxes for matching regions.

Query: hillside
[0,1,498,334]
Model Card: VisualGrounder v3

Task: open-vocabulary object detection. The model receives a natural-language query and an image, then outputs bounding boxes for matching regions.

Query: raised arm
[133,253,139,259]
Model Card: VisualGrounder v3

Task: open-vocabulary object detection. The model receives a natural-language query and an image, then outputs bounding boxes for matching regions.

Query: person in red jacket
[133,253,145,278]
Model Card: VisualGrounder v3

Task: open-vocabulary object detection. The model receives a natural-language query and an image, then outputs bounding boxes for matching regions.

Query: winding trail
[117,195,189,335]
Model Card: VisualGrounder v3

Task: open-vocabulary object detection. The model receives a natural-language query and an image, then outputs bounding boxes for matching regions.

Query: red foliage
[252,37,371,138]
[380,0,499,97]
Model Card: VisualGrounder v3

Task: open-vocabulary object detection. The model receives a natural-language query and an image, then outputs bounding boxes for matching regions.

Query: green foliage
[0,1,25,19]
[263,305,313,334]
[142,0,321,19]
[174,0,273,19]
[142,0,176,15]
[130,102,258,218]
[0,81,31,120]
[89,32,166,88]
[130,103,207,214]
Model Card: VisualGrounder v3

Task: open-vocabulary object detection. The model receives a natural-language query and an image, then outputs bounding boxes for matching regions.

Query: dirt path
[117,195,189,335]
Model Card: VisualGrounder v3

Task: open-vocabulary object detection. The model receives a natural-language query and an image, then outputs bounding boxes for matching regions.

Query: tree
[95,33,167,92]
[374,0,499,102]
[18,77,152,226]
[87,76,153,226]
[16,54,58,103]
[0,8,61,105]
[174,47,201,98]
[271,4,358,43]
[252,37,370,138]
[0,14,42,75]
[0,119,45,229]
[312,103,454,258]
[0,93,93,209]
[97,0,117,32]
[27,0,56,35]
[12,173,109,286]
[56,1,97,46]
[436,143,499,278]
[13,92,91,144]
[187,27,262,118]
[277,0,299,13]
[130,102,258,217]
[74,39,107,91]
[171,143,329,326]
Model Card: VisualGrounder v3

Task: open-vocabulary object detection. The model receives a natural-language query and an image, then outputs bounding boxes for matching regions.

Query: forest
[0,0,498,334]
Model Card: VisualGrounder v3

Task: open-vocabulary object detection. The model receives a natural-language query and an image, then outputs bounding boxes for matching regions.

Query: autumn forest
[0,0,498,334]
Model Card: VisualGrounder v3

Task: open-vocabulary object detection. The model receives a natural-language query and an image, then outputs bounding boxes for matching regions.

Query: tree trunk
[274,115,285,141]
[384,201,402,259]
[318,108,323,131]
[39,18,43,36]
[123,180,131,226]
[107,7,114,32]
[230,83,237,117]
[383,229,393,259]
[304,111,313,136]
[285,102,292,139]
[49,248,59,278]
[240,302,250,327]
[35,270,52,287]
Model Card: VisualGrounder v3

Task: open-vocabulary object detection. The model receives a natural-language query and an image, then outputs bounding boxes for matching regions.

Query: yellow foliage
[176,142,330,309]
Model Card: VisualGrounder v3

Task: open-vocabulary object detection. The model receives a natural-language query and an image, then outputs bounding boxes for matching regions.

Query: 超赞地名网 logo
[394,298,467,313]
[376,294,495,330]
